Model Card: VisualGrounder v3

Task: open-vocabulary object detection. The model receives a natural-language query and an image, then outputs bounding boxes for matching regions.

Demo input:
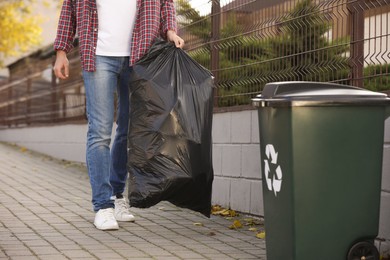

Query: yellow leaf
[229,220,243,229]
[212,209,228,216]
[211,205,222,212]
[228,210,237,217]
[256,231,266,239]
[193,222,204,226]
[248,227,258,232]
[211,206,238,217]
[20,147,27,152]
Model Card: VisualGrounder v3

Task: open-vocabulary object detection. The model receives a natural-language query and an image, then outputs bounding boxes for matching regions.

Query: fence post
[211,0,220,107]
[349,0,365,88]
[26,67,32,125]
[7,77,12,127]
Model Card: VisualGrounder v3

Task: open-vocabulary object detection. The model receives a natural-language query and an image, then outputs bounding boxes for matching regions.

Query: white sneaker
[114,197,135,222]
[94,208,119,230]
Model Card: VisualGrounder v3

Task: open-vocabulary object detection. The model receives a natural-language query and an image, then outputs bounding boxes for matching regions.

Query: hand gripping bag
[127,39,214,217]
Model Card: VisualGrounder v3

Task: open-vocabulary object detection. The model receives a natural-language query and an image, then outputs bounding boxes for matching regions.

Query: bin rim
[252,81,390,107]
[252,98,390,107]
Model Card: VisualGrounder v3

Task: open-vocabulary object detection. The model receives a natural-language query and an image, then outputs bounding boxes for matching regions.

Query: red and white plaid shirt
[54,0,177,71]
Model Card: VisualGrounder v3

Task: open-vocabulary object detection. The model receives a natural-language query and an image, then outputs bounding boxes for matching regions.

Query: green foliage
[364,64,390,92]
[178,0,389,106]
[214,34,274,106]
[176,0,211,41]
[268,0,350,83]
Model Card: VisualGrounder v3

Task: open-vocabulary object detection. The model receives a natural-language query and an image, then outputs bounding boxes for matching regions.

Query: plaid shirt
[54,0,177,71]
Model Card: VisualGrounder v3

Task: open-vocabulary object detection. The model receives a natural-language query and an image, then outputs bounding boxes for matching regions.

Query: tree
[175,0,211,42]
[175,1,276,106]
[364,64,390,92]
[268,0,350,83]
[177,0,353,106]
[0,0,42,66]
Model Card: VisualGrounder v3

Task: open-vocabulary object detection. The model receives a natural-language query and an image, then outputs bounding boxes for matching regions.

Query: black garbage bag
[127,39,214,217]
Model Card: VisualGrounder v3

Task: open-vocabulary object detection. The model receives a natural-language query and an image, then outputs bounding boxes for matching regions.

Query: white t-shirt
[96,0,137,56]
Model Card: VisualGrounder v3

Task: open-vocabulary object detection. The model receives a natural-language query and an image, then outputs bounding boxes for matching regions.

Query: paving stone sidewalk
[0,142,265,260]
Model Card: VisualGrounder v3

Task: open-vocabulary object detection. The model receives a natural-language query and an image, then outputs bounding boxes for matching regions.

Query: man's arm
[167,30,184,49]
[54,0,77,52]
[161,0,184,48]
[53,50,69,79]
[53,0,77,79]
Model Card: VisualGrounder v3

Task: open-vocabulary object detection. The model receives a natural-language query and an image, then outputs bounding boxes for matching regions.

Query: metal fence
[0,46,85,128]
[0,0,389,128]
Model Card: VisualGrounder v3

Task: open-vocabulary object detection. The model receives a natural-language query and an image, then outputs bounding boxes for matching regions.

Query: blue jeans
[83,56,131,212]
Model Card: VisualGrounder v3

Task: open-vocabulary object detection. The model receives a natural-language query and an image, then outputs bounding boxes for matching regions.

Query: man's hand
[167,30,185,49]
[53,50,70,79]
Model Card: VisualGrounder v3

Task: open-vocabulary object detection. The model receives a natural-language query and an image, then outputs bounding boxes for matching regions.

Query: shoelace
[116,199,130,215]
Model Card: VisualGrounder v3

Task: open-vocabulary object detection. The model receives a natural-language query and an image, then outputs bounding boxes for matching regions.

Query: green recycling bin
[252,82,390,260]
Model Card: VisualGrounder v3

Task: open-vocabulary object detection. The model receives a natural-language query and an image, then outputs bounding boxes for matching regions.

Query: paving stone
[0,142,265,260]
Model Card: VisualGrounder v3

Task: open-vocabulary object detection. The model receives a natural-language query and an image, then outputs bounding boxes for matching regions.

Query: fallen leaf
[207,232,216,236]
[229,220,243,229]
[211,205,223,212]
[256,231,266,239]
[211,207,238,217]
[248,227,258,232]
[243,218,263,226]
[193,222,204,226]
[20,147,27,152]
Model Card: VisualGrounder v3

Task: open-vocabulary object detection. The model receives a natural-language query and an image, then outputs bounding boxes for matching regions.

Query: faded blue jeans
[83,56,131,212]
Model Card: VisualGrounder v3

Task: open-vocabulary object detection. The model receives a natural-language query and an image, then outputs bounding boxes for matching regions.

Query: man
[53,0,184,231]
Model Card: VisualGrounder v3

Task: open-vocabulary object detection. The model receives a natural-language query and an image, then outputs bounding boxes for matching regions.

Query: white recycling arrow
[264,159,272,191]
[264,144,283,196]
[272,166,283,196]
[266,144,278,164]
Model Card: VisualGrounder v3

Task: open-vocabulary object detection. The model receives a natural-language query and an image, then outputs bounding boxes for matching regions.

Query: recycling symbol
[264,144,283,196]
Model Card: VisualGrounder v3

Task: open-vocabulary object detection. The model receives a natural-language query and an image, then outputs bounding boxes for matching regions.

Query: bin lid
[252,81,390,107]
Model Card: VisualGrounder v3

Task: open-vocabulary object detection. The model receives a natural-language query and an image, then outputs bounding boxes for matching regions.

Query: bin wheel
[347,241,379,260]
